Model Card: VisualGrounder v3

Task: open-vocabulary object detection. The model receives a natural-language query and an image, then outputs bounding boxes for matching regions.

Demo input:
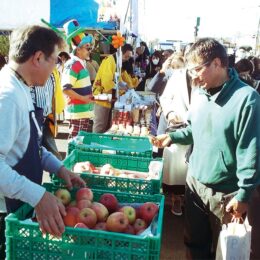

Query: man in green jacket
[153,38,260,259]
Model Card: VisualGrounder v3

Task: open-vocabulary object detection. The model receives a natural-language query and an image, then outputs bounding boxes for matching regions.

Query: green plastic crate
[52,149,163,195]
[5,183,165,260]
[67,131,153,157]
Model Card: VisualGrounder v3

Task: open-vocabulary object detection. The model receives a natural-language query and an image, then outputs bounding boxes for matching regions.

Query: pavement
[47,122,186,260]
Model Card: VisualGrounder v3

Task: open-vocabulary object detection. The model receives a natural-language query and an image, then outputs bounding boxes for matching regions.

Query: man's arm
[63,88,93,103]
[227,95,260,218]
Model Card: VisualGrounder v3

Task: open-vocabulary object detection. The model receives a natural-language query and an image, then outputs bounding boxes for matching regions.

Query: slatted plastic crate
[5,183,165,260]
[52,149,163,195]
[67,131,153,158]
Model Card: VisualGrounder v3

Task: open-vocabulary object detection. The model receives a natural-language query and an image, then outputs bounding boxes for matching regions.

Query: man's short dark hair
[122,43,133,54]
[185,38,228,68]
[9,25,64,64]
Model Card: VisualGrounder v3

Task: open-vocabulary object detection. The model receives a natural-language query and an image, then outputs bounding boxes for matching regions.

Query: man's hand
[35,191,66,237]
[151,134,172,148]
[226,197,248,219]
[57,166,86,190]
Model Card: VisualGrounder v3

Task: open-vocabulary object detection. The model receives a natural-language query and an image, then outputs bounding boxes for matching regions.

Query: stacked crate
[5,131,165,259]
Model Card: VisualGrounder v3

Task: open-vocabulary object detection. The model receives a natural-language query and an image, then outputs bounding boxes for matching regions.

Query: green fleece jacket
[169,68,260,202]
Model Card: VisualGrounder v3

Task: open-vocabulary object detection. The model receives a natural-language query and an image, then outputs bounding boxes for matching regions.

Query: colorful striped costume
[62,55,94,120]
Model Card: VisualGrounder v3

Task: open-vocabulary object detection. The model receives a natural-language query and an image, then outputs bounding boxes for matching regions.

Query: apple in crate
[106,212,129,233]
[91,202,109,222]
[76,187,93,202]
[74,223,89,229]
[100,164,115,175]
[63,207,80,227]
[139,202,159,224]
[124,224,135,235]
[119,206,136,224]
[77,208,97,228]
[77,199,92,210]
[133,218,147,233]
[55,188,71,206]
[73,161,96,173]
[99,193,118,213]
[94,222,107,231]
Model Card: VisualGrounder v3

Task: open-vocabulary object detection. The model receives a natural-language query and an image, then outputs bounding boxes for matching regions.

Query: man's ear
[31,51,44,67]
[214,57,222,68]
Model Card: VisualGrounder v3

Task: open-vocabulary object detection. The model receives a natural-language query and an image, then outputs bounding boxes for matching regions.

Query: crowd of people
[0,18,260,260]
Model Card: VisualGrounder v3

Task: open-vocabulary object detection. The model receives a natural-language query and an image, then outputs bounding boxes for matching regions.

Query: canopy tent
[0,0,118,31]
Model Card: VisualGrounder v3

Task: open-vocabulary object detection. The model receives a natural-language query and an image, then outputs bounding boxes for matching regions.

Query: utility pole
[194,17,200,42]
[255,16,260,55]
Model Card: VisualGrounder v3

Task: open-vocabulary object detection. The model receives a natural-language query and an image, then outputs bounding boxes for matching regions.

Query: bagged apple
[73,161,97,173]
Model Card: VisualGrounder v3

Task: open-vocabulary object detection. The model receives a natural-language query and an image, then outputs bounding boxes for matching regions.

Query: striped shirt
[62,55,94,119]
[31,75,54,117]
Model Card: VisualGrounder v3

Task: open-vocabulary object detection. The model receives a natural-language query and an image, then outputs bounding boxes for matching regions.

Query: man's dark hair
[9,25,64,64]
[122,43,133,54]
[185,38,228,68]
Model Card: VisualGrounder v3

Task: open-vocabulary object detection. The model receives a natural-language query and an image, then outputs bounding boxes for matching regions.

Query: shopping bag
[216,219,251,260]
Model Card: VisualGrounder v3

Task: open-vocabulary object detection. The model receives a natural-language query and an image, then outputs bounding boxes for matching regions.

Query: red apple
[94,222,107,231]
[106,212,129,233]
[76,188,93,202]
[77,199,92,210]
[124,224,135,235]
[77,208,97,228]
[55,188,71,206]
[67,207,80,216]
[91,202,109,222]
[63,207,80,227]
[139,202,159,224]
[99,193,118,213]
[74,223,89,229]
[133,218,147,233]
[119,206,136,224]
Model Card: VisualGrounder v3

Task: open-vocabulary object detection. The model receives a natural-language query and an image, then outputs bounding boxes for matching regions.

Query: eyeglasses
[82,45,93,51]
[187,61,211,77]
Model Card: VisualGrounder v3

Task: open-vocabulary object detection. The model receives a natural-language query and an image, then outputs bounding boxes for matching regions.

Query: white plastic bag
[216,219,251,260]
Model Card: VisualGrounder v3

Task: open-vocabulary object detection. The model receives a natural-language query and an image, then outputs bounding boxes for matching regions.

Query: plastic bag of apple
[73,160,162,180]
[55,187,159,236]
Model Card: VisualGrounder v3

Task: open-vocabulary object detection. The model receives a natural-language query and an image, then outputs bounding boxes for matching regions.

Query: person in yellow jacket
[121,57,142,89]
[31,67,65,159]
[92,44,133,133]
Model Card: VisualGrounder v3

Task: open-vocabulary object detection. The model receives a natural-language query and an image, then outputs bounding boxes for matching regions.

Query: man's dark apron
[5,106,44,213]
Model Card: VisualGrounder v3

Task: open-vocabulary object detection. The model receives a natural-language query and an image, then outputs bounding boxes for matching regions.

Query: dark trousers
[184,175,232,260]
[0,213,7,259]
[248,186,260,260]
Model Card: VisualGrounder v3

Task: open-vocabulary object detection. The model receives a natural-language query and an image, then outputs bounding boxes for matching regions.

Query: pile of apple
[55,187,159,235]
[73,161,160,180]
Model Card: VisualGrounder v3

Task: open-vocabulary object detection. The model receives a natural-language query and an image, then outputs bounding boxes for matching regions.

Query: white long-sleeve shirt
[0,66,62,212]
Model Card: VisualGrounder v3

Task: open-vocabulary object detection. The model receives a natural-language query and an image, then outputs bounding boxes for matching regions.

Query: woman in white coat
[160,64,193,215]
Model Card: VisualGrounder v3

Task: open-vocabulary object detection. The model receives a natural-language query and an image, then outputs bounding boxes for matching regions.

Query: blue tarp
[50,0,117,30]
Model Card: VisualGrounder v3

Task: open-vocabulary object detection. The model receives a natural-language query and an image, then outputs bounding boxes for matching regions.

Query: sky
[138,0,260,46]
